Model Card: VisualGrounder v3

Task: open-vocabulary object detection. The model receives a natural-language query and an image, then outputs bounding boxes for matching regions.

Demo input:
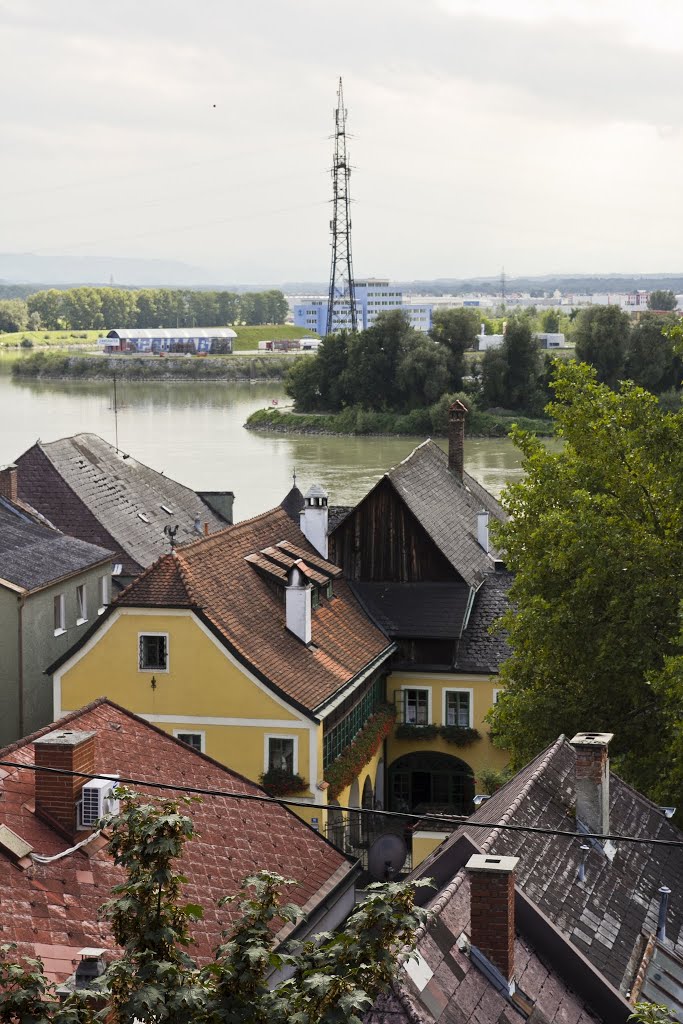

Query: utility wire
[1,759,681,849]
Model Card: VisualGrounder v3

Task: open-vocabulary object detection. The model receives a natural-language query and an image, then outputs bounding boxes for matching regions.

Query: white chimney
[570,732,613,837]
[300,483,329,558]
[477,510,489,553]
[285,563,312,645]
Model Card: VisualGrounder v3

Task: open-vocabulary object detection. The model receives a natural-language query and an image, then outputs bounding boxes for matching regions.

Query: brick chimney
[448,401,467,479]
[0,464,18,502]
[34,729,96,838]
[466,853,519,984]
[570,732,613,837]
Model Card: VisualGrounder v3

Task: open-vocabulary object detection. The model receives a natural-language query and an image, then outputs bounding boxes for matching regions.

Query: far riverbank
[11,351,304,382]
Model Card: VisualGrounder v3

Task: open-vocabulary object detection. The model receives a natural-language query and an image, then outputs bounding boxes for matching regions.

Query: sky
[2,0,683,284]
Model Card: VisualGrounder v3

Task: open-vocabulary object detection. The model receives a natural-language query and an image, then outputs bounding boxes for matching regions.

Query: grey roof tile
[455,570,513,673]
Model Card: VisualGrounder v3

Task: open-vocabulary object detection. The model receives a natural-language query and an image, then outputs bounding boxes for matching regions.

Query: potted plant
[395,723,439,740]
[439,725,480,745]
[258,768,308,796]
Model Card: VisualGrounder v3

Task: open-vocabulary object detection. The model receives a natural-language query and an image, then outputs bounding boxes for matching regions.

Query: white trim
[442,687,474,728]
[53,592,65,636]
[173,729,206,753]
[144,713,302,728]
[76,583,87,625]
[400,684,432,725]
[391,670,498,682]
[264,733,299,775]
[493,687,503,704]
[137,631,169,673]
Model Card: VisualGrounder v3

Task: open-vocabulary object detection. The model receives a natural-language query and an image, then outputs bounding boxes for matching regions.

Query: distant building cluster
[293,278,433,334]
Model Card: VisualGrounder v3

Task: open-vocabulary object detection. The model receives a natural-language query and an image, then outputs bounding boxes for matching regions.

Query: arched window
[388,751,475,815]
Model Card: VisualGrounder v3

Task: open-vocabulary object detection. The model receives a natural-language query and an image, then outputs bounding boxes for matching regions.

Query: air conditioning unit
[79,776,119,829]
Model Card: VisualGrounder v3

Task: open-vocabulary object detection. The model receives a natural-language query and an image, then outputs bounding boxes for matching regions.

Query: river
[0,372,528,521]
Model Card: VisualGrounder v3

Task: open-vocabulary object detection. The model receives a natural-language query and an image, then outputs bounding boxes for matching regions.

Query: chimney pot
[203,522,209,536]
[285,562,312,644]
[448,401,467,479]
[466,853,519,984]
[0,464,18,502]
[570,732,613,837]
[34,729,96,838]
[300,483,329,558]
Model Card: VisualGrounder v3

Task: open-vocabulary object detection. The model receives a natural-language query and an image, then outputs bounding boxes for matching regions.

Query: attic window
[326,581,334,600]
[137,512,150,523]
[160,505,174,515]
[312,589,320,610]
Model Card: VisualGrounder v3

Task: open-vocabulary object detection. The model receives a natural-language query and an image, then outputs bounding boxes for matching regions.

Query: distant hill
[0,253,216,287]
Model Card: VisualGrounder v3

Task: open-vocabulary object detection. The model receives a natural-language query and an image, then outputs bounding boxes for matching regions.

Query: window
[444,690,472,728]
[53,593,65,635]
[98,575,110,614]
[267,736,296,774]
[173,731,204,752]
[76,584,87,624]
[493,688,503,704]
[404,688,429,725]
[311,588,320,610]
[139,633,168,671]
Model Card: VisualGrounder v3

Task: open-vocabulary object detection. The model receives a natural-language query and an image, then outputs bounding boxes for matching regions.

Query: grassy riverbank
[246,404,553,438]
[0,329,99,349]
[12,351,303,382]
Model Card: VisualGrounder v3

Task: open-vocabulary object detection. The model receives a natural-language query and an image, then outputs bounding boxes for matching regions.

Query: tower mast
[326,78,357,335]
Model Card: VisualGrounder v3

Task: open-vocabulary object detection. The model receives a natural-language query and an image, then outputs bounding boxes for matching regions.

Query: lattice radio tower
[326,78,357,335]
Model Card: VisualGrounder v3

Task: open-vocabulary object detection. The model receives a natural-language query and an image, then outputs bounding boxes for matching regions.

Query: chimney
[285,563,312,645]
[34,729,96,838]
[203,522,209,536]
[0,463,18,502]
[570,732,613,837]
[300,483,329,558]
[466,853,519,985]
[477,510,489,552]
[448,400,467,479]
[194,517,202,535]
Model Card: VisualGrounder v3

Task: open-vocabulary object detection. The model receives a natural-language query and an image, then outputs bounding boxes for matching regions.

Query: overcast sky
[2,0,683,284]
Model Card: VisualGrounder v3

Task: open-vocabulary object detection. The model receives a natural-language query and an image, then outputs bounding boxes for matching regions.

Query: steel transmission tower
[326,78,357,335]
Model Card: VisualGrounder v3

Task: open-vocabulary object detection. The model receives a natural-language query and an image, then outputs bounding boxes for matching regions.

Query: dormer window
[312,588,320,610]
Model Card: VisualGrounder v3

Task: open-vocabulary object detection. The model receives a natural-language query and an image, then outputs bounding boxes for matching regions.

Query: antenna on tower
[500,266,507,309]
[326,77,357,336]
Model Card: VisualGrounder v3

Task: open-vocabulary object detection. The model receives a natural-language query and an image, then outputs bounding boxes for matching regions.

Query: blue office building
[294,279,432,334]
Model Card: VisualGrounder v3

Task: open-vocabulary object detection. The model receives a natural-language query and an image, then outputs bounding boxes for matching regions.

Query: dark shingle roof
[328,505,354,532]
[384,440,506,589]
[455,569,512,673]
[0,501,111,591]
[15,434,226,577]
[280,484,305,523]
[350,581,470,639]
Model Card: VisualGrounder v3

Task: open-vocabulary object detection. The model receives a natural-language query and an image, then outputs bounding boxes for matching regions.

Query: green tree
[343,311,417,410]
[27,289,65,330]
[489,361,683,802]
[430,308,479,389]
[397,334,450,408]
[479,320,542,413]
[61,288,104,331]
[626,313,678,392]
[0,298,29,333]
[285,356,323,410]
[573,305,630,387]
[100,289,138,330]
[540,309,561,333]
[648,290,677,312]
[315,332,352,410]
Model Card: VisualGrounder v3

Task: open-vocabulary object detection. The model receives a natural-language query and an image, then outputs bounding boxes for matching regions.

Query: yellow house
[50,505,396,835]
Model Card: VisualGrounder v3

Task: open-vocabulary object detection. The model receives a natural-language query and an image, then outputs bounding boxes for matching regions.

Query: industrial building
[293,279,433,334]
[97,327,237,354]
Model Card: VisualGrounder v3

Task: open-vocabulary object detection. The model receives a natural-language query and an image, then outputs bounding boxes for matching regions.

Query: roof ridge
[114,550,192,606]
[172,548,202,606]
[480,734,567,853]
[175,506,289,556]
[0,696,111,758]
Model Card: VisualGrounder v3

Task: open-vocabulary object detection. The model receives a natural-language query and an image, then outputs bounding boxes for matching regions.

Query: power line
[1,759,682,849]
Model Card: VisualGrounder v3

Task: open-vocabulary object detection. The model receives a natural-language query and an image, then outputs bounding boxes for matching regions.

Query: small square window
[53,593,65,635]
[404,688,429,725]
[174,732,204,752]
[268,737,294,773]
[76,584,87,624]
[139,634,168,671]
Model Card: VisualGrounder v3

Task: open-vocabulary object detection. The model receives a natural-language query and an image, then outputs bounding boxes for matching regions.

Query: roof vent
[74,948,107,990]
[0,823,33,863]
[78,775,119,829]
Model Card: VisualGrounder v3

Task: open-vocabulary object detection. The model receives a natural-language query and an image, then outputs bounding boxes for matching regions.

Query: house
[49,505,395,834]
[0,476,112,745]
[10,433,233,588]
[0,698,357,986]
[380,731,683,1022]
[329,402,511,825]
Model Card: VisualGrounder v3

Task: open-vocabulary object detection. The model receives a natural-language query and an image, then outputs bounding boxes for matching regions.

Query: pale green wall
[0,589,20,745]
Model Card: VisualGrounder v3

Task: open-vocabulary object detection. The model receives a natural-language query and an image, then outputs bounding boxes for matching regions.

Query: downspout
[17,593,25,737]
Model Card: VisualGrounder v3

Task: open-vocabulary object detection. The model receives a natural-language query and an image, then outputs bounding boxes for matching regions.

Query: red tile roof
[0,699,352,983]
[115,508,393,713]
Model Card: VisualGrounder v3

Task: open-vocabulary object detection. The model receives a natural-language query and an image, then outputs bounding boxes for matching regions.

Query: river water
[0,373,527,521]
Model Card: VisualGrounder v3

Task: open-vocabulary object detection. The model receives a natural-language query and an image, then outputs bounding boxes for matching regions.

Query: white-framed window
[443,689,473,728]
[53,592,66,635]
[138,633,169,672]
[98,575,110,614]
[402,687,431,725]
[173,730,205,753]
[76,584,87,624]
[493,688,503,704]
[264,734,298,774]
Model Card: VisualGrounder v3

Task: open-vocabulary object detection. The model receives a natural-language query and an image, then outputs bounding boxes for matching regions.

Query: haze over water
[0,374,527,520]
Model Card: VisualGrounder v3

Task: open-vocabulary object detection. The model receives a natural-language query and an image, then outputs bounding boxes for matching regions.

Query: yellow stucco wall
[385,671,508,789]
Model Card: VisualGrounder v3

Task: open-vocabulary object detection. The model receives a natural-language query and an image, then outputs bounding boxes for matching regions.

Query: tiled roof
[280,484,305,523]
[454,570,513,673]
[366,868,602,1023]
[350,581,470,639]
[116,507,393,713]
[0,699,351,983]
[420,736,683,997]
[15,434,226,577]
[384,440,506,590]
[0,500,111,592]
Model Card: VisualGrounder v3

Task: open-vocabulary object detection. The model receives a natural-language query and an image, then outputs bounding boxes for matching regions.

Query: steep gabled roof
[15,434,226,577]
[0,500,111,592]
[0,699,352,983]
[454,569,513,673]
[91,507,393,714]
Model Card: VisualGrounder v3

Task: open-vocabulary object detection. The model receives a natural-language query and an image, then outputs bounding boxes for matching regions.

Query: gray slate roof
[455,570,513,673]
[0,500,111,592]
[17,434,226,576]
[385,440,506,589]
[350,581,470,639]
[418,736,683,999]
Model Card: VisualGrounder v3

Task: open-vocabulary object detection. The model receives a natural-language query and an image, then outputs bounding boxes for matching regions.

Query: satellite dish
[367,833,407,881]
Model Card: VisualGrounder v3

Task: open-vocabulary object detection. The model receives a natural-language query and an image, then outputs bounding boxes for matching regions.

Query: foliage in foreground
[489,361,683,809]
[0,789,428,1024]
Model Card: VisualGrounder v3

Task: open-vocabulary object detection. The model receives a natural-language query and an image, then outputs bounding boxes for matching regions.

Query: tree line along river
[0,372,528,521]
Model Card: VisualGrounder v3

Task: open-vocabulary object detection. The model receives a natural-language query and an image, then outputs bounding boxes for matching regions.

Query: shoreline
[11,352,300,383]
[245,409,554,439]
